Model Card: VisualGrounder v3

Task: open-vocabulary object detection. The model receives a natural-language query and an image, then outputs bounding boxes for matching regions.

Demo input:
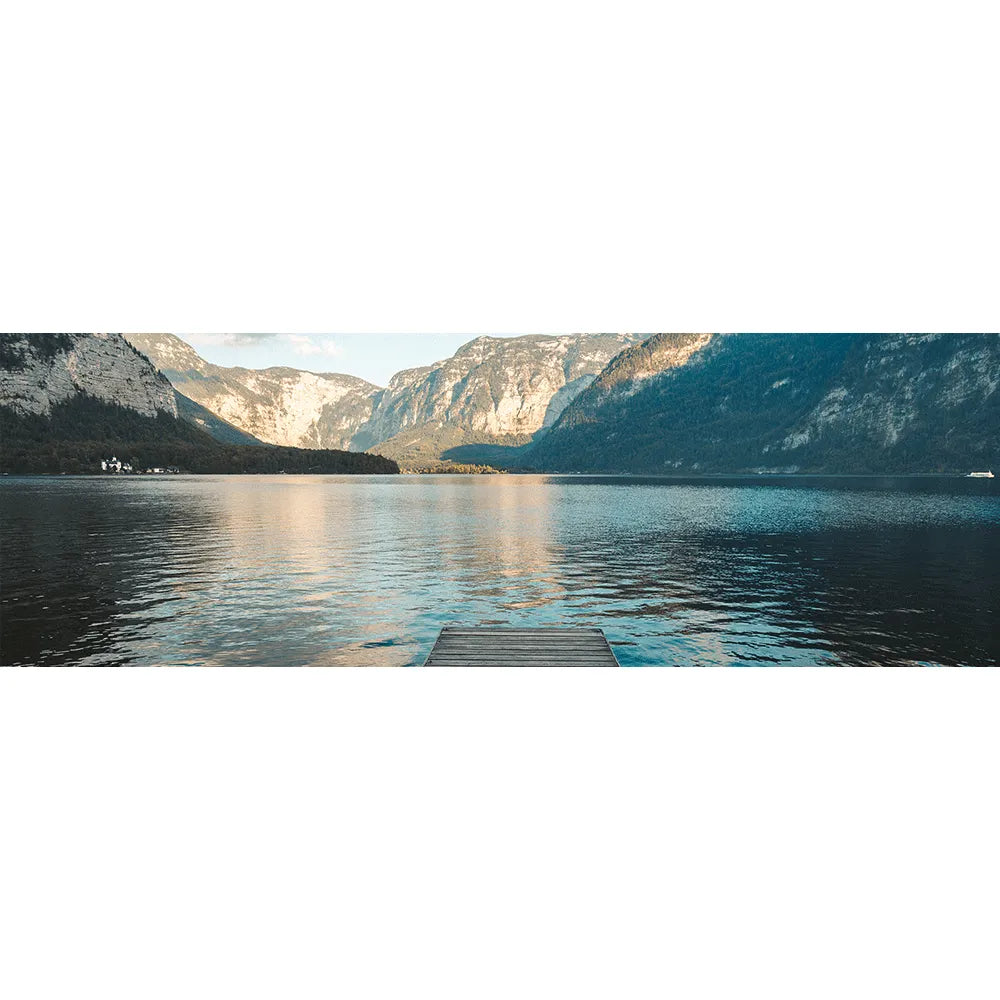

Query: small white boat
[966,470,994,478]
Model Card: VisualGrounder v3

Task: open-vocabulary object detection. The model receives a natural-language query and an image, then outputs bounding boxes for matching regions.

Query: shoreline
[2,471,995,481]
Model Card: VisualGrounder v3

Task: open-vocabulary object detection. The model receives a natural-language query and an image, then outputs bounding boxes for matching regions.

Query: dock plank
[424,626,620,667]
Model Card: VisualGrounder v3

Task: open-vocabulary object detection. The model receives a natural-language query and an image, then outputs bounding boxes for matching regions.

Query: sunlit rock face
[552,332,715,428]
[351,333,644,455]
[530,332,1000,474]
[1,333,178,418]
[125,333,381,450]
[126,332,644,460]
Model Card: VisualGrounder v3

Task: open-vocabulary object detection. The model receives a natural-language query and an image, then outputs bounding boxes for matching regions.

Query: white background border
[2,671,998,1000]
[3,1,998,333]
[2,2,998,998]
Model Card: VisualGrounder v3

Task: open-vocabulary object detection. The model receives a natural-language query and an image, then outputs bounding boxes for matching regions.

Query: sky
[182,333,478,387]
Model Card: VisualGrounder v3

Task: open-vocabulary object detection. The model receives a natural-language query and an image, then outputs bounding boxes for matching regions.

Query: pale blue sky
[182,333,478,387]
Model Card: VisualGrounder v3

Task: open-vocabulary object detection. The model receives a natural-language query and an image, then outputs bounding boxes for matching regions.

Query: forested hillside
[527,333,999,474]
[0,395,398,474]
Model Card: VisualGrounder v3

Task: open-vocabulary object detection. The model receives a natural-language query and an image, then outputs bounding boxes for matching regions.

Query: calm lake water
[1,474,998,667]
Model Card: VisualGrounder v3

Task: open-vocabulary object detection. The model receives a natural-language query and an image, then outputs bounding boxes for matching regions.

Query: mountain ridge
[7,332,997,476]
[528,332,1000,474]
[124,333,382,451]
[126,331,643,463]
[0,334,399,475]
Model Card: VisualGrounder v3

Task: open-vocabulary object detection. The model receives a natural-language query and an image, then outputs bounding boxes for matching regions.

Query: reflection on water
[1,475,997,667]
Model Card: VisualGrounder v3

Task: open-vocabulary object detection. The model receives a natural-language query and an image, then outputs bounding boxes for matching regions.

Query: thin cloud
[186,333,279,348]
[184,333,341,357]
[281,334,342,358]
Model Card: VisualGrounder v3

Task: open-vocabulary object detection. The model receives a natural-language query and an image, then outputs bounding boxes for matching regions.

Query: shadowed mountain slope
[527,333,1000,474]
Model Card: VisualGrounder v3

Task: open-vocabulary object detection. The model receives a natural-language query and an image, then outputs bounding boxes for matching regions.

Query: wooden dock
[423,626,621,667]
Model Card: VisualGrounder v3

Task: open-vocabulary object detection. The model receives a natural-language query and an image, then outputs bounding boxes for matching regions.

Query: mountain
[0,331,264,446]
[0,334,398,475]
[173,393,265,446]
[124,333,381,450]
[125,332,643,465]
[1,332,179,418]
[527,333,1000,474]
[352,334,643,463]
[8,333,996,476]
[550,332,714,427]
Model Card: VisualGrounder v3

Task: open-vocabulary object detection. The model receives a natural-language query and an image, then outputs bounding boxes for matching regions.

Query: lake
[1,474,997,667]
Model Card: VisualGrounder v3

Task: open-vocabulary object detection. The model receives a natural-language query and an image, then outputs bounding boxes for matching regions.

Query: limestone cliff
[354,334,642,456]
[125,332,644,462]
[0,333,178,418]
[553,333,714,428]
[124,333,380,450]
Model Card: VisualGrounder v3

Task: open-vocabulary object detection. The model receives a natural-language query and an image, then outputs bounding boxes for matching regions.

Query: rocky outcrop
[554,332,714,428]
[350,333,643,456]
[173,392,264,445]
[0,333,178,418]
[777,333,1000,453]
[528,333,1000,474]
[125,333,381,450]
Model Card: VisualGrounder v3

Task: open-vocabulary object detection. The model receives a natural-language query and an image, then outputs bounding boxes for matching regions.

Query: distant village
[100,456,181,475]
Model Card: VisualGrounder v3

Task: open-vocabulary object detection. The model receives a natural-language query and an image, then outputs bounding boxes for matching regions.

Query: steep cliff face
[173,393,264,445]
[0,334,399,475]
[529,333,1000,474]
[351,333,643,458]
[777,333,999,453]
[554,332,714,427]
[1,333,179,418]
[126,332,644,462]
[124,333,382,450]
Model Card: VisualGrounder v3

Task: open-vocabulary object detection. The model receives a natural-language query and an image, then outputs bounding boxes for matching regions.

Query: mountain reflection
[2,475,997,667]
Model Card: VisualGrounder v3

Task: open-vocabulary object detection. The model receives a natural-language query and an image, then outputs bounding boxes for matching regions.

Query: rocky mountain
[126,332,643,463]
[0,334,398,475]
[527,333,1000,474]
[0,332,262,446]
[551,332,714,427]
[173,393,265,446]
[8,333,996,476]
[1,332,179,419]
[124,333,381,451]
[354,333,643,462]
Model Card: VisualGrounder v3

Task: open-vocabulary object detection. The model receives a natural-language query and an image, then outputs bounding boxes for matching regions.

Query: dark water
[1,474,997,667]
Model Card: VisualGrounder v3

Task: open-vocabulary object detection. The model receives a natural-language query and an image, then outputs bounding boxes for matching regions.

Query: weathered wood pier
[424,626,621,667]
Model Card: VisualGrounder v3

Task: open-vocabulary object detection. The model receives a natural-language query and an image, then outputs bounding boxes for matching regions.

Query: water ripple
[1,474,998,667]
